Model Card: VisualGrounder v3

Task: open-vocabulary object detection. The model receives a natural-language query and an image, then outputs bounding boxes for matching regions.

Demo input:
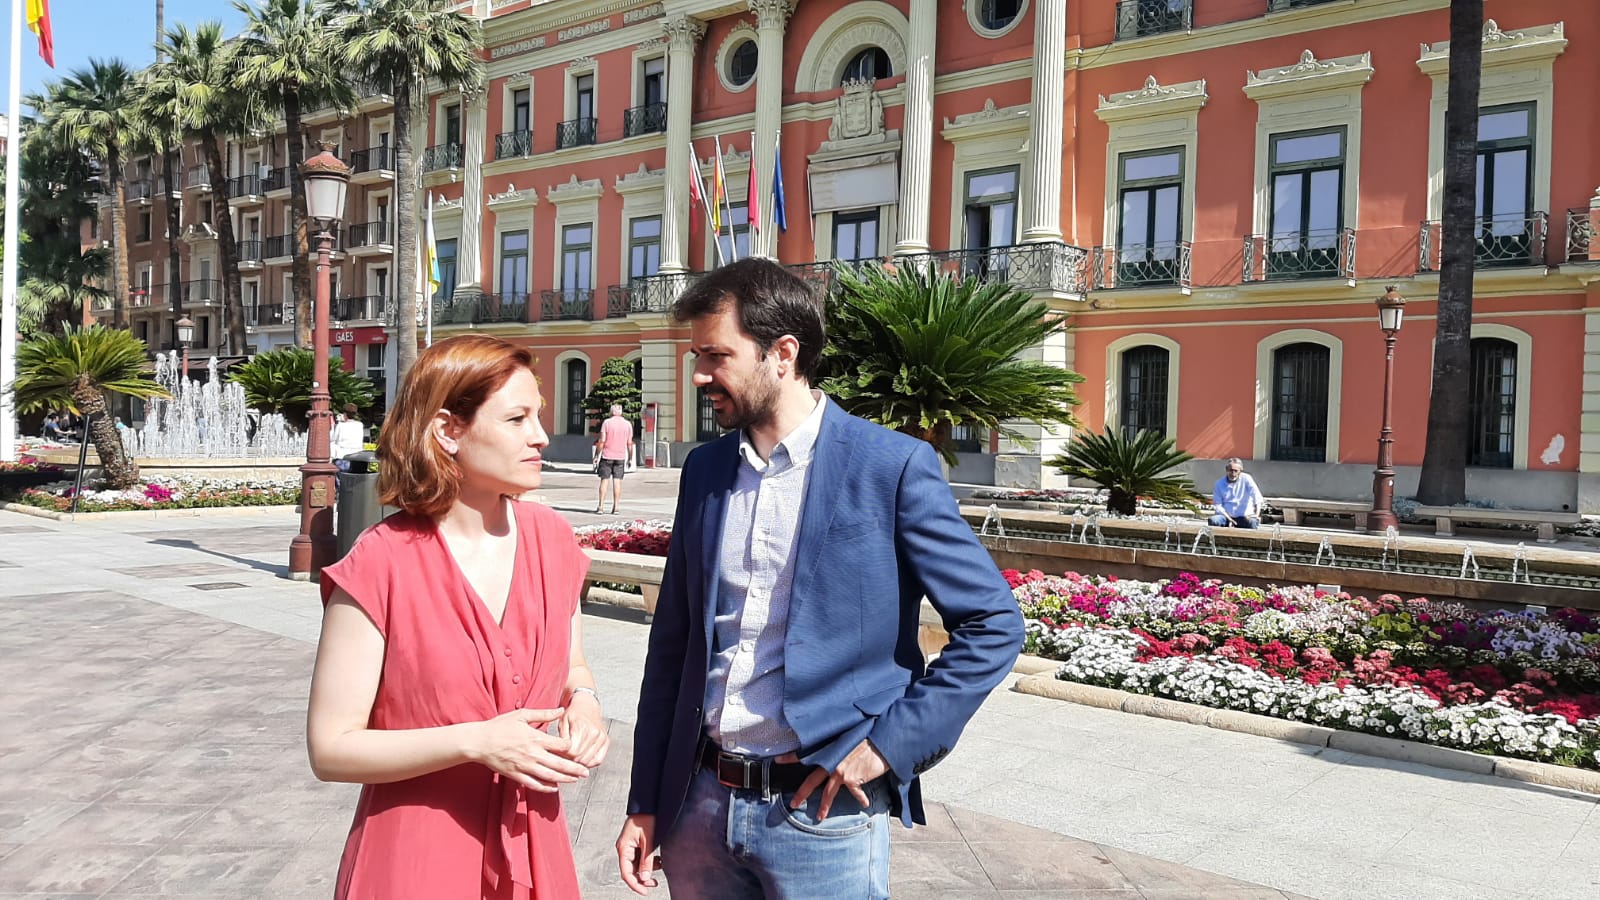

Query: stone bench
[1412,505,1582,544]
[1267,497,1371,527]
[583,549,666,620]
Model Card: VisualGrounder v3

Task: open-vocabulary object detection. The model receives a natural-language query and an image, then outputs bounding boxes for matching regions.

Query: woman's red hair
[377,335,537,519]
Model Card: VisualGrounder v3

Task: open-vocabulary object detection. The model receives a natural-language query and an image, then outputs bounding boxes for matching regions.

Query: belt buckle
[715,753,754,790]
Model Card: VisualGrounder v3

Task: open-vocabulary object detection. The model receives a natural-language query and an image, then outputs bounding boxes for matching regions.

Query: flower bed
[0,455,68,492]
[10,473,300,513]
[970,487,1196,515]
[575,520,672,557]
[1012,569,1600,770]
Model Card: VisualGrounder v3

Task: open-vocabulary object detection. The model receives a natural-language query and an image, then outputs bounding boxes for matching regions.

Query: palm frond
[13,327,169,414]
[1049,429,1204,515]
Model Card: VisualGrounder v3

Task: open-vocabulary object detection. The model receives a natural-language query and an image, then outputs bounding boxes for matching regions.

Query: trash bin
[336,450,383,561]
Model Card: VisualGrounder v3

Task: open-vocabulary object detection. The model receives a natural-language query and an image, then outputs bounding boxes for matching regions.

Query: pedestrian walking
[594,403,635,514]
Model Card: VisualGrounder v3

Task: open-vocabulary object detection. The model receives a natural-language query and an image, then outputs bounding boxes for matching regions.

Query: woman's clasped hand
[468,706,605,793]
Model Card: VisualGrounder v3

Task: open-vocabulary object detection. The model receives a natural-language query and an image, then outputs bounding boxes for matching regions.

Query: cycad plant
[227,346,376,430]
[14,327,170,488]
[1049,428,1203,516]
[818,263,1083,465]
[333,0,484,381]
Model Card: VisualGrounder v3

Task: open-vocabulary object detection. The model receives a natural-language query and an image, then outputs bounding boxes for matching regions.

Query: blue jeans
[1208,514,1259,529]
[661,764,892,899]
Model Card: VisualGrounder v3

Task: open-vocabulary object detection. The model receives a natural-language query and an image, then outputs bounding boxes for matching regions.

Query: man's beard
[710,360,782,432]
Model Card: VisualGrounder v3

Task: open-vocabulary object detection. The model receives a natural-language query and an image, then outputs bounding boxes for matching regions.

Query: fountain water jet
[125,355,306,460]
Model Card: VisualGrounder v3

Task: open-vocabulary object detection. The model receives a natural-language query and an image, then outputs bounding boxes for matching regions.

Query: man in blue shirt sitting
[1210,457,1264,528]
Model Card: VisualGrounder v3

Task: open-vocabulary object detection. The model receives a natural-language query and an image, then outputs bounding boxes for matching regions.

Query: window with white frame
[1116,148,1183,286]
[629,217,662,279]
[1267,128,1345,279]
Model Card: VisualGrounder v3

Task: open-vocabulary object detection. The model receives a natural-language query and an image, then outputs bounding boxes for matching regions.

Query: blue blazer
[626,400,1024,838]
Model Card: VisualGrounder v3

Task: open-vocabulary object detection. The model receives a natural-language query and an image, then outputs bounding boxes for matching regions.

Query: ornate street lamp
[1365,286,1406,533]
[288,143,351,581]
[175,315,194,381]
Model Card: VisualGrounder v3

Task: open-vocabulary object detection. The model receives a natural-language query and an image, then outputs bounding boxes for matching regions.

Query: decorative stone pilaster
[455,91,488,297]
[894,0,935,256]
[1580,304,1600,514]
[1021,0,1067,244]
[640,339,680,457]
[660,16,705,274]
[749,0,793,258]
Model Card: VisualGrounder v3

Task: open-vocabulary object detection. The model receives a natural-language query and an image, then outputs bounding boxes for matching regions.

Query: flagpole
[694,151,724,267]
[2,0,25,461]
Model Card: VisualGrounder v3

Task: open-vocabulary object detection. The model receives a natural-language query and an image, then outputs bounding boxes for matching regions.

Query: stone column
[749,0,793,258]
[660,16,705,274]
[893,0,935,256]
[1021,0,1067,243]
[455,92,487,296]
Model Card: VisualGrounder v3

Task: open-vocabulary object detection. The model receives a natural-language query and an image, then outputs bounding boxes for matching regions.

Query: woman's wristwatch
[567,686,599,705]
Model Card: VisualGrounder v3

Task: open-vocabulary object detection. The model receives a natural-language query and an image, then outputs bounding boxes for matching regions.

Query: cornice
[483,0,651,46]
[548,174,605,204]
[940,99,1030,142]
[1095,76,1209,124]
[1417,20,1567,78]
[487,184,539,209]
[615,163,666,195]
[1243,51,1374,101]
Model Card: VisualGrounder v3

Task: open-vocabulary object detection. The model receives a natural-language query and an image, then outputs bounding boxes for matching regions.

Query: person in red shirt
[593,403,635,515]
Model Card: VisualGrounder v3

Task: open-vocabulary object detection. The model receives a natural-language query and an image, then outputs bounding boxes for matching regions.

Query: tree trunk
[1107,488,1137,517]
[161,151,185,323]
[1416,0,1483,506]
[393,81,419,381]
[106,148,130,331]
[73,379,139,488]
[203,133,247,353]
[285,91,313,349]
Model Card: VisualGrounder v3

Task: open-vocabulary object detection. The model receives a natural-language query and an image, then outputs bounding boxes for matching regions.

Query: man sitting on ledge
[1210,457,1264,529]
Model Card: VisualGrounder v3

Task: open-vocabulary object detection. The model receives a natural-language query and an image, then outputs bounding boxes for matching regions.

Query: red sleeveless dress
[318,500,589,899]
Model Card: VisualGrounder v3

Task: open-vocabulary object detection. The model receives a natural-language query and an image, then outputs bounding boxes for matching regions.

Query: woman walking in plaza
[306,334,608,899]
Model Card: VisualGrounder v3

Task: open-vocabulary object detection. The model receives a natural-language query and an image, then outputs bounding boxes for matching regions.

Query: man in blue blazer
[615,259,1024,897]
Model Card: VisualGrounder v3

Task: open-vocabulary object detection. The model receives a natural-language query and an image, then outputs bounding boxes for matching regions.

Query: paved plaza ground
[2,466,1598,898]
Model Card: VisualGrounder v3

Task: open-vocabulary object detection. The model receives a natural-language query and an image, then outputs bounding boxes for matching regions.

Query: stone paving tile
[0,524,54,533]
[108,562,244,579]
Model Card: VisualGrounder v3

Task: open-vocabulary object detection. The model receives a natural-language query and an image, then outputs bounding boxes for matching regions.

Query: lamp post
[288,144,350,581]
[175,315,194,381]
[1365,286,1407,533]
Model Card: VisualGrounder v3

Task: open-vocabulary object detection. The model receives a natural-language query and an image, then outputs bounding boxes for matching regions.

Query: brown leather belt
[699,743,813,795]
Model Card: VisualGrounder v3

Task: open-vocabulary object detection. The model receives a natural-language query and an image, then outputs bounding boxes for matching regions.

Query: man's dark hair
[672,258,826,382]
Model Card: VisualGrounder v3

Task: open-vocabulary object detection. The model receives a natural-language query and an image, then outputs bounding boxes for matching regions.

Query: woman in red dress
[307,334,608,899]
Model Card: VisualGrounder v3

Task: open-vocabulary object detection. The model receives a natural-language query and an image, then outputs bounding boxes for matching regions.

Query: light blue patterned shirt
[703,391,828,756]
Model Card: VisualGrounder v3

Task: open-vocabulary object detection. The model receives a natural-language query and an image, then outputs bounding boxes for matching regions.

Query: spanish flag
[27,0,54,68]
[710,134,726,234]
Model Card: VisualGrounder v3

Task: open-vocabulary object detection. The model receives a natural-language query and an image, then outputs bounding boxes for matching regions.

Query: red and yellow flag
[27,0,55,68]
[710,135,727,233]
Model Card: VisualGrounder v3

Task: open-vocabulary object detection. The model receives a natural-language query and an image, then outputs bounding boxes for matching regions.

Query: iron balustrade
[227,174,262,197]
[1115,0,1191,39]
[247,303,287,326]
[477,292,530,324]
[330,296,386,322]
[186,166,212,189]
[1242,228,1355,282]
[262,166,293,193]
[236,239,264,262]
[263,234,294,259]
[605,286,631,318]
[626,272,701,313]
[1565,208,1595,263]
[349,146,396,174]
[622,102,669,138]
[126,180,155,201]
[182,280,220,304]
[436,291,484,325]
[555,117,598,150]
[346,221,391,248]
[898,242,1090,295]
[1090,242,1192,290]
[541,289,593,320]
[494,130,533,160]
[422,143,463,172]
[1417,212,1548,271]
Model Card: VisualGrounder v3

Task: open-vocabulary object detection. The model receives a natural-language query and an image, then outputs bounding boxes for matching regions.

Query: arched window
[1120,345,1170,440]
[841,47,892,83]
[696,387,722,442]
[565,359,587,435]
[977,0,1023,31]
[1469,338,1517,468]
[1270,342,1330,461]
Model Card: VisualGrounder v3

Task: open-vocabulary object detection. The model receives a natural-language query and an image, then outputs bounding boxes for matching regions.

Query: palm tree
[334,0,484,381]
[6,111,107,334]
[1416,0,1484,506]
[227,346,376,429]
[1050,429,1203,516]
[130,71,188,326]
[40,60,140,330]
[147,22,263,354]
[233,0,353,349]
[818,264,1084,466]
[14,327,170,489]
[18,247,111,336]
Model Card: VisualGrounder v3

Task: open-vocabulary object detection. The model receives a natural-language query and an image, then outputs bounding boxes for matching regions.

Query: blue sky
[4,0,246,110]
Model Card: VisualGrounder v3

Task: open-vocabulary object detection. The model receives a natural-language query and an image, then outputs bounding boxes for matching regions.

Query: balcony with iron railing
[227,173,263,200]
[1115,0,1191,40]
[1243,228,1356,282]
[898,242,1091,296]
[346,221,391,251]
[1089,241,1193,290]
[1565,207,1596,264]
[186,165,212,191]
[622,103,668,138]
[494,130,533,160]
[624,272,702,313]
[479,292,531,324]
[555,117,598,150]
[182,279,221,306]
[1417,212,1548,271]
[263,166,294,195]
[126,180,156,203]
[541,288,594,320]
[236,239,265,266]
[422,143,463,172]
[606,285,633,318]
[263,233,294,261]
[330,295,387,322]
[349,146,396,177]
[246,303,289,327]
